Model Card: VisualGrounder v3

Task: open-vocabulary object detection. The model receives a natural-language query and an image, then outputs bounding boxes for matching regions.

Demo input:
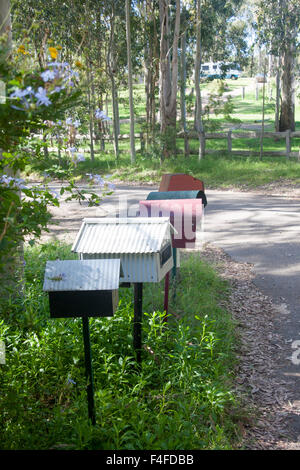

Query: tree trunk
[144,0,152,148]
[279,46,295,132]
[86,66,95,162]
[0,0,12,51]
[194,0,205,160]
[125,0,136,163]
[260,59,266,160]
[180,24,189,157]
[151,4,159,140]
[111,77,120,161]
[275,55,280,132]
[107,6,119,161]
[159,0,181,160]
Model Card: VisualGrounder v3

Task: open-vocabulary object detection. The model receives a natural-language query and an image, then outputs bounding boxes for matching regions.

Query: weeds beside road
[0,242,242,450]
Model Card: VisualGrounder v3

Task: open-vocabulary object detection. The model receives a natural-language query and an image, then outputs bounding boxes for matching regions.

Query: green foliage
[203,80,240,131]
[0,242,242,450]
[0,42,79,275]
[0,40,113,278]
[255,0,300,56]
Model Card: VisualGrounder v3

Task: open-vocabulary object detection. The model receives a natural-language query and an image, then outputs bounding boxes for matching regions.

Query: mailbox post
[43,258,121,425]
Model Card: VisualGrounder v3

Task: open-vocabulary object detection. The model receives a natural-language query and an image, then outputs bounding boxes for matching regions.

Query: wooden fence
[178,129,300,158]
[90,129,300,159]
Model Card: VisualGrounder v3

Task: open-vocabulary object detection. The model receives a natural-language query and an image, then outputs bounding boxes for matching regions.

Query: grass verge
[28,148,300,190]
[0,242,244,450]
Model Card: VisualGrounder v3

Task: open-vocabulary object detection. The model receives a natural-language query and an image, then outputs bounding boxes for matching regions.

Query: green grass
[0,242,245,450]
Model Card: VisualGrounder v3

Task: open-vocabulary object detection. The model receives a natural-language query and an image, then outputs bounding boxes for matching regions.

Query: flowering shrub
[0,43,114,277]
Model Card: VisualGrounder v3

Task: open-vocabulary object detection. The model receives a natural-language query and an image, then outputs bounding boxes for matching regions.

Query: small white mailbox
[72,217,174,283]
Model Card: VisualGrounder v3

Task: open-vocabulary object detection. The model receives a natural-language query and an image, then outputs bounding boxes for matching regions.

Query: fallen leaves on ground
[197,243,300,450]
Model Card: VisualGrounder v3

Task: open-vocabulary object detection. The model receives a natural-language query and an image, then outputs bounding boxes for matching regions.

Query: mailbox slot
[160,243,172,267]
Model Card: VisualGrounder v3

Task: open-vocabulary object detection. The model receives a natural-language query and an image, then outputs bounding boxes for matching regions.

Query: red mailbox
[139,199,203,249]
[159,173,204,192]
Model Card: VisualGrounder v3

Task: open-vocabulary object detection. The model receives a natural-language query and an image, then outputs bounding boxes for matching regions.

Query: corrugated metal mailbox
[72,217,174,283]
[43,258,121,426]
[44,259,120,318]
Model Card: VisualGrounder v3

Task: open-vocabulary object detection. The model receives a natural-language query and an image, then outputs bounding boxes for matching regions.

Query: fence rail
[45,128,300,159]
[93,129,300,158]
[177,129,300,158]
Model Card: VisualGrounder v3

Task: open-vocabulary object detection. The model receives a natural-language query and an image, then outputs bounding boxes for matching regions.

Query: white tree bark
[279,45,295,131]
[125,0,136,163]
[0,0,12,49]
[194,0,205,160]
[159,0,181,159]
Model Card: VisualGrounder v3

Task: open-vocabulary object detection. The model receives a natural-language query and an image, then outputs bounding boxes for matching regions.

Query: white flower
[35,87,51,107]
[76,153,85,162]
[40,70,56,82]
[73,119,81,128]
[95,109,111,121]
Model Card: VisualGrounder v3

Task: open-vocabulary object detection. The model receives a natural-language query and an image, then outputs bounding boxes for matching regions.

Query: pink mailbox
[139,199,203,249]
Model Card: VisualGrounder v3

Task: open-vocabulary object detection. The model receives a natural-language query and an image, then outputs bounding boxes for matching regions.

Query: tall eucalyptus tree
[125,0,136,163]
[256,0,300,131]
[159,0,181,160]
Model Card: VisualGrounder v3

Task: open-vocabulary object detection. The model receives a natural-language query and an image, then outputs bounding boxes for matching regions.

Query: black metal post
[172,247,177,279]
[133,282,143,364]
[82,316,96,425]
[163,271,170,321]
[172,247,177,302]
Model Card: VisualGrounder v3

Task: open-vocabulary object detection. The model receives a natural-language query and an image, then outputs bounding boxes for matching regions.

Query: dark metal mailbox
[159,173,205,192]
[139,199,203,249]
[43,259,120,318]
[147,190,207,207]
[43,258,121,426]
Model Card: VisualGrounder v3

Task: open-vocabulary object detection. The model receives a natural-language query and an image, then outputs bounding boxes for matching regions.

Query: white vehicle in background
[200,62,241,80]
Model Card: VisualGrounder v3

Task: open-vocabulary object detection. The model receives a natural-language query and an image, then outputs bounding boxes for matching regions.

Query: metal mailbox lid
[146,190,207,207]
[43,259,121,292]
[159,174,205,192]
[72,217,175,255]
